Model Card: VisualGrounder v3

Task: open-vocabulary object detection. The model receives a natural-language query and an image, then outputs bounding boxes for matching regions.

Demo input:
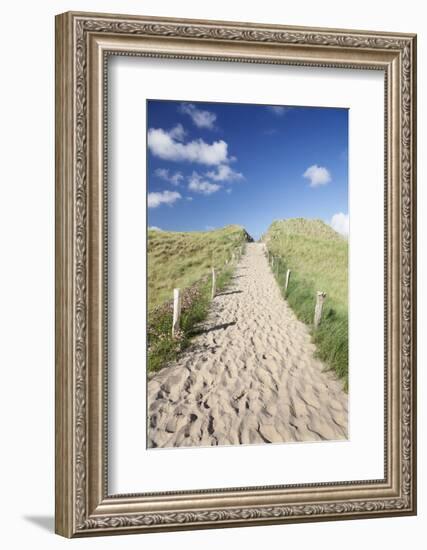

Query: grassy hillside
[148,225,252,310]
[263,218,348,388]
[148,225,251,373]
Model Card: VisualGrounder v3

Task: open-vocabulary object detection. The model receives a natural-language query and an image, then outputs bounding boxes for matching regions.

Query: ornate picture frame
[55,11,417,537]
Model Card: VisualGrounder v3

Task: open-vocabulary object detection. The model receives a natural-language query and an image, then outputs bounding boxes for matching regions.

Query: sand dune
[147,242,348,448]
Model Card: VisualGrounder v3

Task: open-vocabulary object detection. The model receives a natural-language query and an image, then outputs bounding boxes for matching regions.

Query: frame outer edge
[55,12,75,538]
[62,10,417,40]
[54,10,417,537]
[410,34,417,514]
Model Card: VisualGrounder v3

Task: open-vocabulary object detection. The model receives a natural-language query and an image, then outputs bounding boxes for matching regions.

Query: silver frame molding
[55,11,417,538]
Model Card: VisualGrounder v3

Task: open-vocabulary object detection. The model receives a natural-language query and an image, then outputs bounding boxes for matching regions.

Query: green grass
[147,225,251,373]
[148,224,252,311]
[263,218,348,389]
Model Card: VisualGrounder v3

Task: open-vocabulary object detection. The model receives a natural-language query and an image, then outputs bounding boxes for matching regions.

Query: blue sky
[147,100,348,241]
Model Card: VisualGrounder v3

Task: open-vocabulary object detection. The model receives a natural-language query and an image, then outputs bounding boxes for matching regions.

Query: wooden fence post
[172,288,181,337]
[211,267,216,299]
[285,269,291,293]
[314,291,326,328]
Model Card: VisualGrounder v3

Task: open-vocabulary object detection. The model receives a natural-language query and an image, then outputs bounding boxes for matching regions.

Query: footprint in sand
[147,243,348,449]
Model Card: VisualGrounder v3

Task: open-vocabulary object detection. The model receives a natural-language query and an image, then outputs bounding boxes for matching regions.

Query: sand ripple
[147,243,348,448]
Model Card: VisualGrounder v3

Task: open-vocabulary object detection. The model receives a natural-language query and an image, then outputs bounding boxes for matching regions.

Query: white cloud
[205,225,215,231]
[154,168,184,186]
[154,168,169,179]
[267,105,289,116]
[180,103,217,129]
[225,188,232,194]
[303,164,332,187]
[148,126,230,165]
[188,172,221,195]
[330,212,349,237]
[148,226,163,231]
[206,164,244,182]
[147,190,181,208]
[170,173,183,185]
[168,123,186,141]
[186,196,193,201]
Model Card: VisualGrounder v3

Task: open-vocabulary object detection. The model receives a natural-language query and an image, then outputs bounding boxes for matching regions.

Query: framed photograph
[55,11,417,537]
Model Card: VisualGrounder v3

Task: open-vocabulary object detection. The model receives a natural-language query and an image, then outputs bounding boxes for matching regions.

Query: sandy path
[147,243,348,448]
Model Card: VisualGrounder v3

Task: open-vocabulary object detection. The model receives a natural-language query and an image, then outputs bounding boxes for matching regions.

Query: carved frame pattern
[55,11,416,537]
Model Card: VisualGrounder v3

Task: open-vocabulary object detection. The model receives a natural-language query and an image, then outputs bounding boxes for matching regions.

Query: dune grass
[264,218,348,389]
[147,225,250,374]
[148,225,251,311]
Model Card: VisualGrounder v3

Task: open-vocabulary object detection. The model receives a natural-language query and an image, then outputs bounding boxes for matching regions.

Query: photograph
[146,99,349,449]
